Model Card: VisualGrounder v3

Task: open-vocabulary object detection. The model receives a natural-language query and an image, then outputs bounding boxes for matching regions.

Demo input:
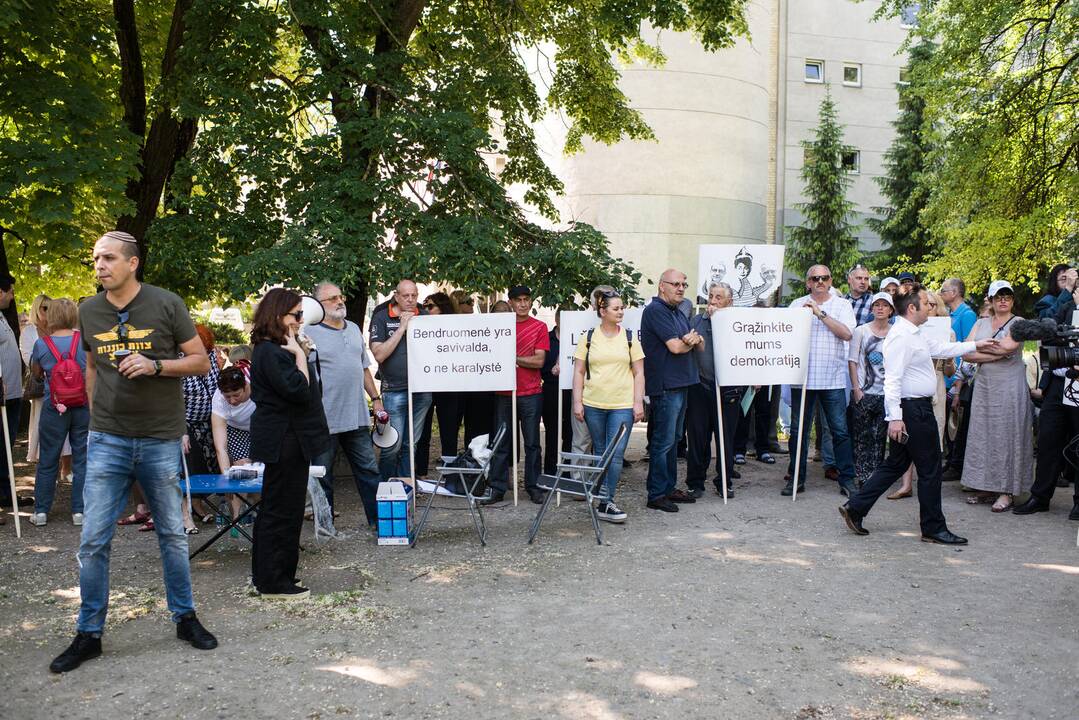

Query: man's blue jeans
[34,403,89,515]
[77,431,194,634]
[786,388,855,486]
[583,406,634,502]
[646,388,688,501]
[488,393,543,494]
[315,427,382,524]
[378,390,432,481]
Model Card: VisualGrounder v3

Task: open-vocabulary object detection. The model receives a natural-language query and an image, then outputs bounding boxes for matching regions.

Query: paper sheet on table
[741,386,756,416]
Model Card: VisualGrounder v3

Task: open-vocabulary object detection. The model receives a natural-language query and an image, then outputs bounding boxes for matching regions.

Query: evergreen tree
[785,88,860,288]
[869,40,935,270]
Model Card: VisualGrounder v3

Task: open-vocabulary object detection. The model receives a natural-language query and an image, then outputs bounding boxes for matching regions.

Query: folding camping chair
[527,423,627,546]
[411,424,506,547]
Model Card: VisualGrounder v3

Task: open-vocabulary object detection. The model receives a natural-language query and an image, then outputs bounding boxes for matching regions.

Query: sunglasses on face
[600,290,621,299]
[662,280,689,288]
[809,275,832,283]
[423,302,436,309]
[285,311,303,322]
[320,294,345,304]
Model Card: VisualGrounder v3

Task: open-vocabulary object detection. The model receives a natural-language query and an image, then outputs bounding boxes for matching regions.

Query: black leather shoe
[646,498,679,512]
[176,612,218,650]
[479,492,505,506]
[940,466,962,482]
[921,530,968,545]
[713,485,735,498]
[780,482,804,496]
[838,504,868,535]
[50,632,102,673]
[1012,497,1050,515]
[527,489,548,505]
[1069,503,1079,521]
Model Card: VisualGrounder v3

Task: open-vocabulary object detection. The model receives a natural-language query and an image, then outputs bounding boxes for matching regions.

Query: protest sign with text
[406,314,516,393]
[710,307,812,386]
[558,308,643,390]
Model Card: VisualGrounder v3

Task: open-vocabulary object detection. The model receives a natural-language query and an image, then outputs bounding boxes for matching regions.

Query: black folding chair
[411,424,506,547]
[527,424,627,546]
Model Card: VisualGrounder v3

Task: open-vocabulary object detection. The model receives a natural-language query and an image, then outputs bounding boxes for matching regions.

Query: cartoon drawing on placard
[697,245,782,307]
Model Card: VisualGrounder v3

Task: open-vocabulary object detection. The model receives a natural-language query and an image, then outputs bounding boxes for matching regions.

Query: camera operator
[1013,277,1079,520]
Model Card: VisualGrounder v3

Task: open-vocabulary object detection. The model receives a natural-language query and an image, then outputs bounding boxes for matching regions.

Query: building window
[898,66,911,85]
[843,64,862,87]
[804,60,824,83]
[900,3,920,28]
[841,150,861,174]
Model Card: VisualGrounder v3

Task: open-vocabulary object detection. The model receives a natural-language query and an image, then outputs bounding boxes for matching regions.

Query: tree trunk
[112,0,198,275]
[0,229,20,350]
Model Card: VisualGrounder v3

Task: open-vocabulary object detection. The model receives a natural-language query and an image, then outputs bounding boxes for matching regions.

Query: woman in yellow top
[572,289,646,523]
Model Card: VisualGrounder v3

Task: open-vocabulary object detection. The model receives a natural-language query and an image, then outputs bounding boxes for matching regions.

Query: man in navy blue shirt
[640,268,703,512]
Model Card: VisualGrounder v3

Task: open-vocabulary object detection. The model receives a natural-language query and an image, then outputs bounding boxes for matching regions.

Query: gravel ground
[1,428,1077,720]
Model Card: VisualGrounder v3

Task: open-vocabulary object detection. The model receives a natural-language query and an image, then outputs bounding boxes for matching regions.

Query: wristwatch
[819,310,829,320]
[153,359,163,376]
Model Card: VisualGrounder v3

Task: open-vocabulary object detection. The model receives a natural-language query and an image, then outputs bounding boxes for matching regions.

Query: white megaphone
[300,295,325,327]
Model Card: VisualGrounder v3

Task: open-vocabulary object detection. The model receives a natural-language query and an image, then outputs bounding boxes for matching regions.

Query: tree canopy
[1,0,751,312]
[873,0,1078,297]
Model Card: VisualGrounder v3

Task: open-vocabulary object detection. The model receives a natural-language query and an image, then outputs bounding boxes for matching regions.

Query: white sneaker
[29,512,47,527]
[72,513,84,526]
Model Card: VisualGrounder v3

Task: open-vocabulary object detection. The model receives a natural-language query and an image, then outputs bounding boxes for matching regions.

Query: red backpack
[42,331,88,410]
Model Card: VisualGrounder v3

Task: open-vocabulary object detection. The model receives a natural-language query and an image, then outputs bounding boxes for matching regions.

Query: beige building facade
[546,0,915,294]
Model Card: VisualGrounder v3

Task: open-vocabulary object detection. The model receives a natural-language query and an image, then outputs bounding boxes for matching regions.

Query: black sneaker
[596,502,627,523]
[176,612,218,650]
[646,497,679,512]
[259,585,311,601]
[50,632,102,673]
[686,488,705,499]
[713,485,735,499]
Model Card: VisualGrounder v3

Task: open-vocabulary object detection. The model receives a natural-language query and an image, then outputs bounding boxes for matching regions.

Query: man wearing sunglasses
[51,231,217,674]
[785,265,858,497]
[640,268,702,512]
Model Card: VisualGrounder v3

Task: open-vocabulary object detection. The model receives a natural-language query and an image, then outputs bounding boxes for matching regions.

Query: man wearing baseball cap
[484,285,550,504]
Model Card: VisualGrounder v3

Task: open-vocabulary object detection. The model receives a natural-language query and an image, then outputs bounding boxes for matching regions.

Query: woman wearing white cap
[959,281,1033,512]
[848,292,894,485]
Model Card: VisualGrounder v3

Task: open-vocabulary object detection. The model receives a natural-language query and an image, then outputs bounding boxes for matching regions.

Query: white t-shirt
[211,388,255,431]
[848,324,888,395]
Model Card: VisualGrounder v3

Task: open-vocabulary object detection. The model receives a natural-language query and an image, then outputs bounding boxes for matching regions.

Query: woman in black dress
[249,288,328,600]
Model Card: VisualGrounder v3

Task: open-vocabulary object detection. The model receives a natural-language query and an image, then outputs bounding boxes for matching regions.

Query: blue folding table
[184,473,263,559]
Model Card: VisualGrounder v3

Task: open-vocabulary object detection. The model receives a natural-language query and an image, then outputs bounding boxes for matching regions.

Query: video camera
[1009,318,1079,371]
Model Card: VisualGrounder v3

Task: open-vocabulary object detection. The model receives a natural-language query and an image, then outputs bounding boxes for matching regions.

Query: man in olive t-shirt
[50,231,218,675]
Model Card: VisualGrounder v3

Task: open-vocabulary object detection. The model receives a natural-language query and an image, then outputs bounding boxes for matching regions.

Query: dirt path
[2,432,1076,719]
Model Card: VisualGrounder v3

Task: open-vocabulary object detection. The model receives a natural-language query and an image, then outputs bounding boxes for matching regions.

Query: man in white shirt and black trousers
[840,284,1002,544]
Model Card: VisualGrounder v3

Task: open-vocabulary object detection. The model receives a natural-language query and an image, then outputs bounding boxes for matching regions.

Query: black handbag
[443,450,484,496]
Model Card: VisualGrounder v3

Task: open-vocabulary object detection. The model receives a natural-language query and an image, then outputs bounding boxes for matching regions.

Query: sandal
[184,524,200,535]
[757,453,776,464]
[965,493,995,505]
[138,519,155,532]
[991,496,1013,513]
[117,510,151,526]
[887,489,912,500]
[734,454,747,465]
